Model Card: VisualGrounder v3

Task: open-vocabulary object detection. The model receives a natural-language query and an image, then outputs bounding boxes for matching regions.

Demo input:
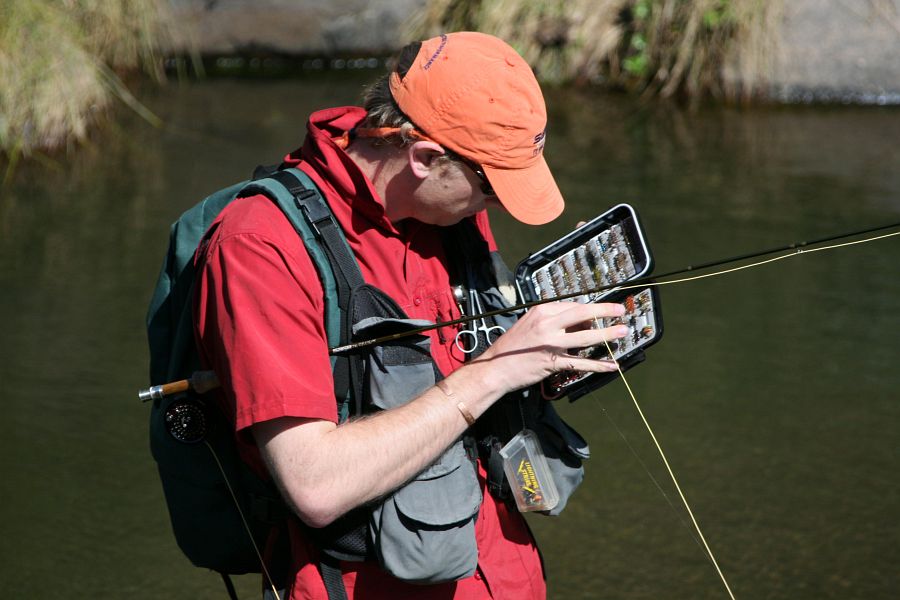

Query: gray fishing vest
[321,221,590,584]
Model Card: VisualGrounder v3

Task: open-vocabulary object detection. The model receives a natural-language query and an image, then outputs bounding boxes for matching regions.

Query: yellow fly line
[596,228,900,600]
[603,336,738,600]
[615,230,900,294]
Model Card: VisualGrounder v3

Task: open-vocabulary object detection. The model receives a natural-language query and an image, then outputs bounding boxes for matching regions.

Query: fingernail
[617,325,630,337]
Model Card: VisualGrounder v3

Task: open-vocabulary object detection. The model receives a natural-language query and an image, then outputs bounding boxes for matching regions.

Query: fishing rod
[329,219,900,353]
[137,219,900,400]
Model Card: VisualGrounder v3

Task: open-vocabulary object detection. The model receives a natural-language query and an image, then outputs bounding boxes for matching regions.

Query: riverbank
[2,0,898,162]
[167,0,900,104]
[769,0,900,104]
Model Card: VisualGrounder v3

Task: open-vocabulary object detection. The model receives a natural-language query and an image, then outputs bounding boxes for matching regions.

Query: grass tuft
[0,0,171,166]
[405,0,781,102]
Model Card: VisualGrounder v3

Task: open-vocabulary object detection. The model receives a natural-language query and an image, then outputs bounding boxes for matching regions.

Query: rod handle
[138,370,220,402]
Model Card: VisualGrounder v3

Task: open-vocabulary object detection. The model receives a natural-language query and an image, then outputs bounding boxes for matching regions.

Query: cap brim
[483,156,564,226]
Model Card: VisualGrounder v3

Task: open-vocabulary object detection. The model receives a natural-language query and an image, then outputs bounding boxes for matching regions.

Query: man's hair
[359,40,456,157]
[360,74,418,146]
[360,72,457,167]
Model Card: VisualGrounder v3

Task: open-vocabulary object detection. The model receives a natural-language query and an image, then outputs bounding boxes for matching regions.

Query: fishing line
[329,223,900,354]
[600,339,737,600]
[204,440,282,600]
[610,229,900,293]
[141,226,900,397]
[598,406,705,552]
[584,228,900,596]
[588,229,900,597]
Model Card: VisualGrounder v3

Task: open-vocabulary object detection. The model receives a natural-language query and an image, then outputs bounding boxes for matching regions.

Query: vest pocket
[353,314,482,583]
[369,440,481,583]
[354,316,436,410]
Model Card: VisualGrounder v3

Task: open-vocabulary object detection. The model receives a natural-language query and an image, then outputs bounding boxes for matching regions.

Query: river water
[1,72,898,599]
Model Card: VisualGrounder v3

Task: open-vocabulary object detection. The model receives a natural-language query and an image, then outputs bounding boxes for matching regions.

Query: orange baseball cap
[389,32,564,225]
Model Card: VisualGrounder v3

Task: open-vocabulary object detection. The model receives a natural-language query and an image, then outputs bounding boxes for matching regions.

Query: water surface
[1,74,897,599]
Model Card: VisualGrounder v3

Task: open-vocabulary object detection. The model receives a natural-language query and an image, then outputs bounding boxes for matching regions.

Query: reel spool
[164,398,208,444]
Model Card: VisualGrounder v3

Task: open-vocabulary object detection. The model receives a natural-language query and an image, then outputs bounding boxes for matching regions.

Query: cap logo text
[532,129,546,156]
[423,34,448,71]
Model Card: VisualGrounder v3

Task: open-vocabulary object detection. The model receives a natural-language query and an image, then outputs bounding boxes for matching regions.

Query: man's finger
[549,302,626,329]
[564,324,629,349]
[555,355,619,373]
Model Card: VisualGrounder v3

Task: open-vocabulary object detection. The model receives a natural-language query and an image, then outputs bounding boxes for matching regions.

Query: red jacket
[194,107,546,600]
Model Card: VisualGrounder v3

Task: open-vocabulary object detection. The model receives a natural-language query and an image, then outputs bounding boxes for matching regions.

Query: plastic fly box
[499,429,560,512]
[514,204,664,400]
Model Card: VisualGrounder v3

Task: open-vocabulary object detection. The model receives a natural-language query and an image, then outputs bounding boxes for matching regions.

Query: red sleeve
[193,196,338,434]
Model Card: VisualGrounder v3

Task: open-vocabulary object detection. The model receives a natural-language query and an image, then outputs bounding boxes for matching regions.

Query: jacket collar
[288,106,401,235]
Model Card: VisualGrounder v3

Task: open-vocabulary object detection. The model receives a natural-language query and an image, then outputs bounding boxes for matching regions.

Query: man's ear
[407,141,445,180]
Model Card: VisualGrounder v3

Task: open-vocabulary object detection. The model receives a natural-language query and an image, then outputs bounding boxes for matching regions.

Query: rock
[769,0,900,103]
[166,0,428,55]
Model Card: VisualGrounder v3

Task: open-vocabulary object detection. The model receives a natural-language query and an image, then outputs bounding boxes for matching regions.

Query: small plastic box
[499,429,560,512]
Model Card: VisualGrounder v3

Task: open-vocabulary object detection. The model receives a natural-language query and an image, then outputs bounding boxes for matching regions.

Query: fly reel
[164,398,208,444]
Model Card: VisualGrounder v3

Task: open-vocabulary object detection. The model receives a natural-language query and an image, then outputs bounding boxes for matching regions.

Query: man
[194,31,628,599]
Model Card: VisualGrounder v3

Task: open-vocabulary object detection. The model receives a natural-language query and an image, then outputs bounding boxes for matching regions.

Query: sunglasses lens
[474,168,494,196]
[448,149,495,196]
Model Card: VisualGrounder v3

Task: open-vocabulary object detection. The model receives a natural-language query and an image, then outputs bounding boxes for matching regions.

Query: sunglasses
[341,127,496,196]
[465,160,496,196]
[446,151,495,196]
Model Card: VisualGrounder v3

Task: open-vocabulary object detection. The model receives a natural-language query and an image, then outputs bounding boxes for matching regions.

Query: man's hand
[469,301,627,396]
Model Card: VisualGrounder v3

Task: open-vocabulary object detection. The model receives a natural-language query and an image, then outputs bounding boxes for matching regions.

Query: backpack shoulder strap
[238,167,364,421]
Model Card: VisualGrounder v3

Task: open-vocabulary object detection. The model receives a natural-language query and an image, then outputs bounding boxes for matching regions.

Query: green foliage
[623,31,648,76]
[633,0,650,20]
[703,0,732,29]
